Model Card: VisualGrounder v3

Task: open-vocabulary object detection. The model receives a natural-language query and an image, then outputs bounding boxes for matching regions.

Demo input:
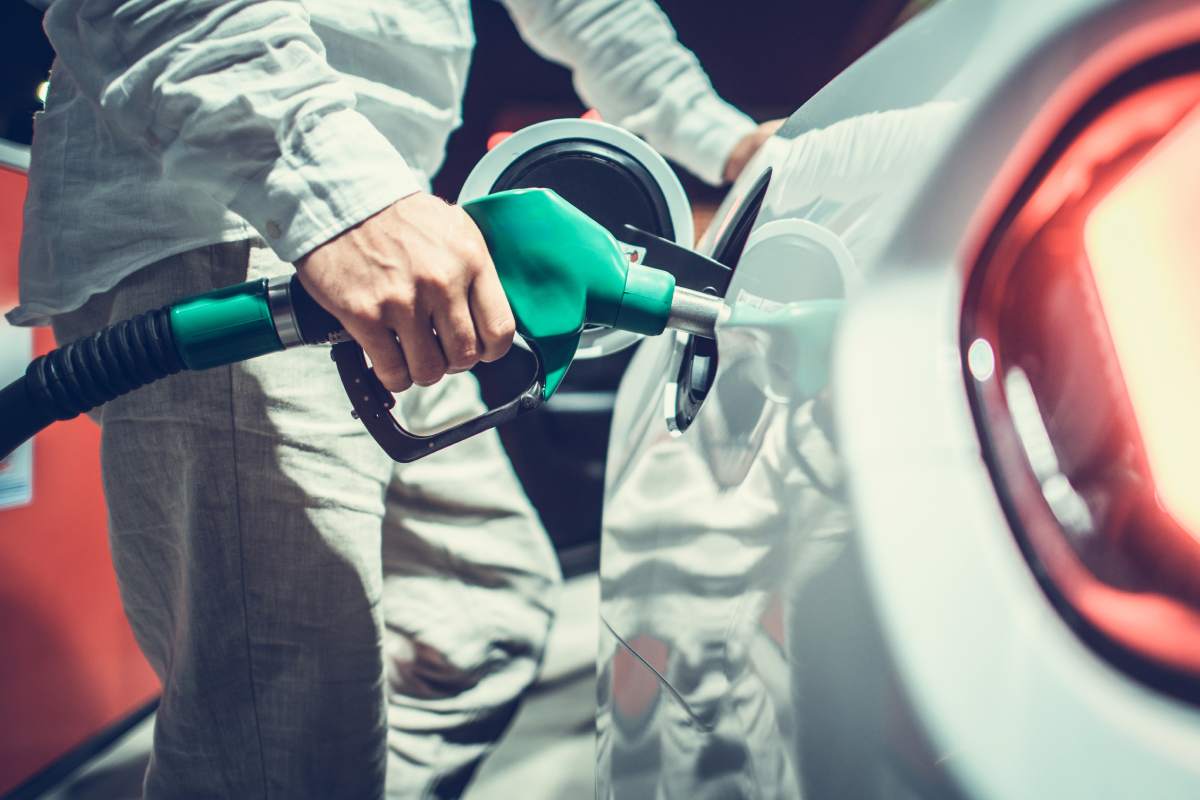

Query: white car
[589,0,1200,797]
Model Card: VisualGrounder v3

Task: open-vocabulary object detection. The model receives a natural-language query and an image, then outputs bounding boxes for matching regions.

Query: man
[11,1,775,796]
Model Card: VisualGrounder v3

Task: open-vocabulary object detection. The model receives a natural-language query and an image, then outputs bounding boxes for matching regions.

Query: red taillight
[1083,106,1200,538]
[965,60,1200,689]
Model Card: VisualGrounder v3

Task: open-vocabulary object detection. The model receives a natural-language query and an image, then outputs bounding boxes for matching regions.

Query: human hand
[723,119,785,183]
[295,193,515,392]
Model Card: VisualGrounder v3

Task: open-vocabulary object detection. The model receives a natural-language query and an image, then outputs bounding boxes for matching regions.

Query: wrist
[228,109,422,263]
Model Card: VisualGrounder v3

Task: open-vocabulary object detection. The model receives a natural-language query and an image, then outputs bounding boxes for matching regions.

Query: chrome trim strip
[266,274,303,348]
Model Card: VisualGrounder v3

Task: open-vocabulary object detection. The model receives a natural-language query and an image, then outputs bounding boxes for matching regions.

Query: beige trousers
[52,240,562,799]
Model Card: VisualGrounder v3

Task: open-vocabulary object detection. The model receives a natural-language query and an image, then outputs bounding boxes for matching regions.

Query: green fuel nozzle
[0,188,724,463]
[462,188,723,399]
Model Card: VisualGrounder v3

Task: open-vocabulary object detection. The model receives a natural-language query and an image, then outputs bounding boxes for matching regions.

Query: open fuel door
[460,118,694,358]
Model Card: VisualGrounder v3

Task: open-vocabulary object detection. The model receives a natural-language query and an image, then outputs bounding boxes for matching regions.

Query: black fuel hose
[0,306,183,459]
[0,378,54,460]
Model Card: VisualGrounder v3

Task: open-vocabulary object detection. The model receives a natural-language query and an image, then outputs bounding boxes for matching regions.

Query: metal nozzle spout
[666,287,727,339]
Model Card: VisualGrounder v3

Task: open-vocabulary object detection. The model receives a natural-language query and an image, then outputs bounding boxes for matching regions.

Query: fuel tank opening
[491,138,675,243]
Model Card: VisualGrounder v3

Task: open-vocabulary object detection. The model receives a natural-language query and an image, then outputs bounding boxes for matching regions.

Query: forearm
[44,0,419,260]
[502,0,755,184]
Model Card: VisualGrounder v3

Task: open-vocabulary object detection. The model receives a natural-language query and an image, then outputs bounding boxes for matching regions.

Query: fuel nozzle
[665,285,727,339]
[464,188,726,399]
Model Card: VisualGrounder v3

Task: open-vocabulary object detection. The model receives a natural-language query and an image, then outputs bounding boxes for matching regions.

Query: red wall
[0,163,159,794]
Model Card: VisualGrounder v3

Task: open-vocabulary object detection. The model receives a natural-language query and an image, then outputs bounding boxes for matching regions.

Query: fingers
[432,299,480,374]
[351,324,412,393]
[292,194,515,393]
[390,310,448,387]
[469,265,516,363]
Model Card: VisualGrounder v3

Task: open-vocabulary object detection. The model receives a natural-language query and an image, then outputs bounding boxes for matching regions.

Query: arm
[501,0,757,185]
[46,0,417,263]
[44,0,512,389]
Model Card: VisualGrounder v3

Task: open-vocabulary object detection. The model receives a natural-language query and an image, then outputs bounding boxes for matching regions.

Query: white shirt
[10,0,754,326]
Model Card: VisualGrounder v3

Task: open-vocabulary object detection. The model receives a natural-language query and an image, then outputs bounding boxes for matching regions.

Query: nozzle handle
[329,338,545,463]
[284,258,552,463]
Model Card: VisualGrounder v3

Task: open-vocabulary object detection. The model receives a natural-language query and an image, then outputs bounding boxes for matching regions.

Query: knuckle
[471,258,492,281]
[377,371,411,393]
[370,358,410,392]
[416,272,452,299]
[447,343,478,371]
[486,314,516,344]
[468,234,489,260]
[379,293,415,322]
[408,359,446,387]
[471,242,493,271]
[478,320,515,362]
[344,298,382,325]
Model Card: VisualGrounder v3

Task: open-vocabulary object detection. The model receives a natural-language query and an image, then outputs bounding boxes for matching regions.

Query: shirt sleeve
[501,0,757,186]
[42,0,421,262]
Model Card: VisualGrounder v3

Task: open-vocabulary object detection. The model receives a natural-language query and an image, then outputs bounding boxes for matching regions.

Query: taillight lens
[964,57,1200,692]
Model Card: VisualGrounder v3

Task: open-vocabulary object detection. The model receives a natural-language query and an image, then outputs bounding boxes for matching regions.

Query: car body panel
[598,0,1200,796]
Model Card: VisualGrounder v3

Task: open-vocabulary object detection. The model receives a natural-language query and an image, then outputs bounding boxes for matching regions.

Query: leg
[380,375,563,798]
[54,242,395,799]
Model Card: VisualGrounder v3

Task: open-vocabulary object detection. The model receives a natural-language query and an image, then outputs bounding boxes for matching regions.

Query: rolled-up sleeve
[501,0,756,185]
[43,0,420,261]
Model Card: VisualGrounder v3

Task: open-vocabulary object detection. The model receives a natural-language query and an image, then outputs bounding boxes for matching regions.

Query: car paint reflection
[598,91,962,800]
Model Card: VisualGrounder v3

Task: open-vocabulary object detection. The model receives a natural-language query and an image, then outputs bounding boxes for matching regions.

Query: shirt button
[265,220,282,239]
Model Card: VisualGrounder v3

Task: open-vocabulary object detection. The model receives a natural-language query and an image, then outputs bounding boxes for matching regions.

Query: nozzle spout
[666,286,727,339]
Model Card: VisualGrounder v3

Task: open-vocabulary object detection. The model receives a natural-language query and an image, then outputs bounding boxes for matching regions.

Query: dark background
[0,0,919,572]
[435,0,913,200]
